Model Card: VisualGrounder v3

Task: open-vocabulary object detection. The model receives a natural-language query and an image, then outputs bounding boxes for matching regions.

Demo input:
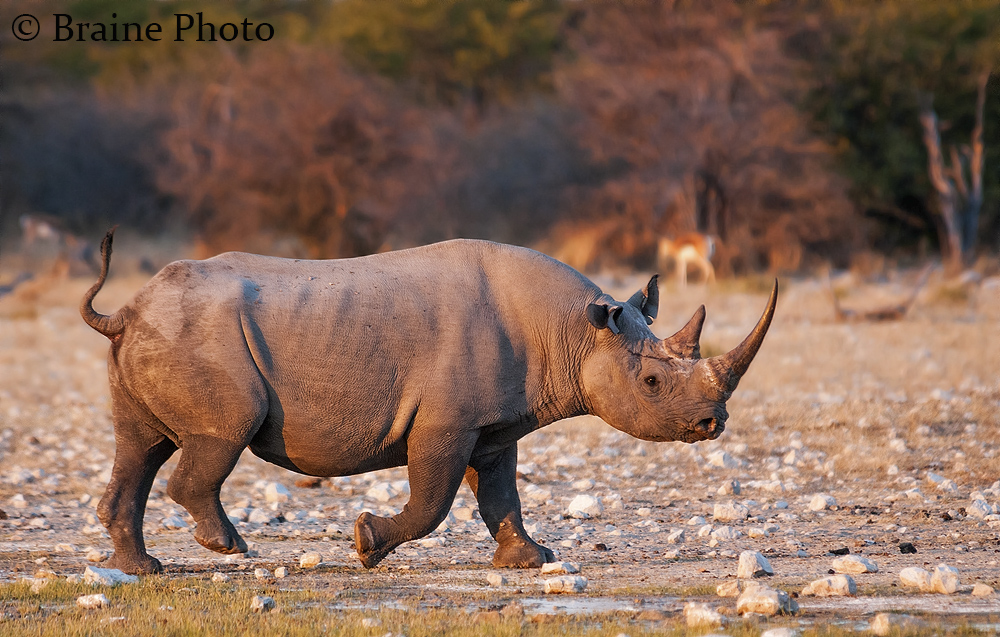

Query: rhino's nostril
[697,418,715,433]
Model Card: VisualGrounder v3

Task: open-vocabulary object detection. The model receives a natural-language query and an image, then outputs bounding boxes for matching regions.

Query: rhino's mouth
[684,417,725,442]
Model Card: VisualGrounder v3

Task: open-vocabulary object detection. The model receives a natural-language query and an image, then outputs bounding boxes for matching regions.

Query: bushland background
[2,0,998,277]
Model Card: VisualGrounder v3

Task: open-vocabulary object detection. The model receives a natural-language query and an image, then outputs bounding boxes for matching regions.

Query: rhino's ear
[587,302,624,334]
[627,274,659,325]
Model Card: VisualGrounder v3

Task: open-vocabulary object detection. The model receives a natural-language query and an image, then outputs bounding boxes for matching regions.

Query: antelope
[19,214,100,276]
[657,232,716,287]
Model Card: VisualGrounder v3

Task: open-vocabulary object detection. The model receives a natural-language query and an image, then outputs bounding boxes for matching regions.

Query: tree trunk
[919,102,963,274]
[960,71,988,260]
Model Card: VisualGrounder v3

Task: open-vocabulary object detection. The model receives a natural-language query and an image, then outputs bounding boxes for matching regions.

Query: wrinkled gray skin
[81,230,776,574]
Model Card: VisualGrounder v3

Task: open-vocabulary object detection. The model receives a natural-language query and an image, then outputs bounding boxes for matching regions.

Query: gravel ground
[1,264,998,628]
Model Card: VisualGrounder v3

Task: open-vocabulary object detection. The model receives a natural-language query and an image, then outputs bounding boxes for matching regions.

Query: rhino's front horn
[706,279,778,393]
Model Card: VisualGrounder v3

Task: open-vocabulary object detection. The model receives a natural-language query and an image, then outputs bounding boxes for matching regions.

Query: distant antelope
[657,232,716,287]
[19,214,100,276]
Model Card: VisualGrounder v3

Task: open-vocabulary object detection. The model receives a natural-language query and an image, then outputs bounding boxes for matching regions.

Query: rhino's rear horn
[707,279,778,392]
[662,304,705,359]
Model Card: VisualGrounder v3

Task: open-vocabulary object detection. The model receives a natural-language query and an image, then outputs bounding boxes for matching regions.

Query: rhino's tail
[80,227,128,340]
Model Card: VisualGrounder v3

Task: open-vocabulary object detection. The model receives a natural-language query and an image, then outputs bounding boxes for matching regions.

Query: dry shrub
[554,0,863,273]
[154,44,431,258]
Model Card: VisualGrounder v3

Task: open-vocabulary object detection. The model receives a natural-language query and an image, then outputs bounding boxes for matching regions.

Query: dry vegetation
[0,246,998,633]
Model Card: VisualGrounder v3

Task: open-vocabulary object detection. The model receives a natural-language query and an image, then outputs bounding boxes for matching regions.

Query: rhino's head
[582,276,777,444]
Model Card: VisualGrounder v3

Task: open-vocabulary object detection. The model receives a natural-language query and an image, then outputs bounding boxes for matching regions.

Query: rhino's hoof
[354,512,387,569]
[195,528,247,555]
[106,552,163,575]
[492,539,555,569]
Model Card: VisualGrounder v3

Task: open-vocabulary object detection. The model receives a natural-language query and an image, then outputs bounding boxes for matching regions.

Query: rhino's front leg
[354,429,478,568]
[466,444,555,568]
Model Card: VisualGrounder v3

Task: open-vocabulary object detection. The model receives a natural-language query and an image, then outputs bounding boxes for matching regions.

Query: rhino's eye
[644,375,659,388]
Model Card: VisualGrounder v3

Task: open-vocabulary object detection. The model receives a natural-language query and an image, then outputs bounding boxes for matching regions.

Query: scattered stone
[829,546,849,555]
[717,579,745,597]
[83,566,138,587]
[687,515,707,526]
[86,548,109,563]
[735,583,798,616]
[801,574,856,597]
[971,583,994,597]
[566,494,603,519]
[543,575,588,593]
[666,529,685,544]
[898,542,917,554]
[55,543,76,553]
[870,613,927,636]
[748,527,770,539]
[299,552,322,569]
[930,564,959,594]
[366,482,398,502]
[77,593,109,609]
[254,568,271,580]
[737,551,773,579]
[593,543,608,551]
[486,572,507,587]
[30,578,52,593]
[761,629,797,637]
[417,536,446,548]
[212,573,230,583]
[713,502,749,523]
[274,566,289,578]
[707,450,739,469]
[684,601,724,627]
[967,499,995,519]
[899,567,932,591]
[663,549,680,560]
[717,479,741,495]
[831,554,878,574]
[808,494,836,511]
[540,561,580,575]
[9,494,27,509]
[250,595,276,613]
[711,526,743,541]
[161,515,188,530]
[248,509,274,524]
[264,482,289,503]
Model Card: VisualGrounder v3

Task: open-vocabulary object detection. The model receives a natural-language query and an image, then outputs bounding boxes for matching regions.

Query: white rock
[663,549,680,560]
[540,561,580,575]
[800,574,856,596]
[687,516,707,526]
[717,479,741,495]
[683,601,724,627]
[899,567,932,591]
[761,630,797,637]
[697,524,713,537]
[967,499,995,519]
[717,579,745,597]
[972,583,994,596]
[572,479,595,490]
[936,479,960,495]
[250,595,276,612]
[366,482,398,502]
[543,575,587,593]
[54,543,76,553]
[77,593,109,609]
[254,568,271,580]
[707,450,739,469]
[452,507,476,521]
[84,566,138,587]
[10,494,28,509]
[30,578,52,593]
[86,548,109,563]
[566,494,603,519]
[735,583,798,616]
[162,515,188,530]
[710,526,743,541]
[274,567,289,578]
[748,527,770,539]
[553,455,585,468]
[831,554,878,574]
[299,552,322,568]
[227,507,250,522]
[486,572,507,587]
[713,502,749,522]
[808,494,836,511]
[248,509,273,524]
[930,564,959,594]
[361,618,381,628]
[417,536,446,548]
[665,529,685,544]
[737,551,773,579]
[264,482,289,503]
[212,573,230,583]
[870,613,927,636]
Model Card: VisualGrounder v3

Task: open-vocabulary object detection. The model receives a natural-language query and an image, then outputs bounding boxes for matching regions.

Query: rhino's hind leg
[466,444,555,569]
[98,407,178,574]
[355,429,477,568]
[167,435,249,555]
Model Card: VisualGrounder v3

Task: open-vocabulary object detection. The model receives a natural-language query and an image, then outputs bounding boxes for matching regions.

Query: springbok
[657,232,716,287]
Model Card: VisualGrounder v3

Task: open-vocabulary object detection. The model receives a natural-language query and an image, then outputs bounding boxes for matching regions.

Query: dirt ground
[1,248,999,632]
